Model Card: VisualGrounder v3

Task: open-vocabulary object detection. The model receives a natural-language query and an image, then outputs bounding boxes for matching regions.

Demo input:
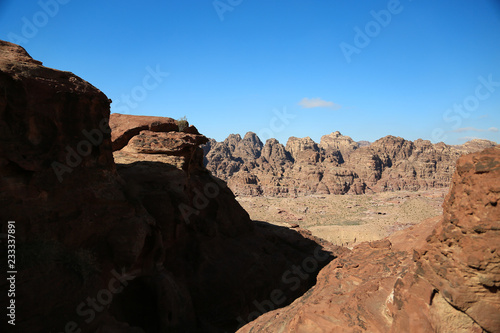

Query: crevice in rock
[429,288,438,305]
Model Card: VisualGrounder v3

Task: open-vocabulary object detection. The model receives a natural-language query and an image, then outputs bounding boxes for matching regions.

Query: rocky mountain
[204,131,496,196]
[2,39,498,333]
[238,145,500,332]
[0,40,341,333]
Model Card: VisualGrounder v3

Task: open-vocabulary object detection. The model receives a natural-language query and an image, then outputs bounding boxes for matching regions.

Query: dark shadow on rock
[112,160,344,332]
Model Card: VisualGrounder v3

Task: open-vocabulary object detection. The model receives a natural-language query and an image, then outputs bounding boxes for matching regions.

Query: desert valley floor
[237,188,447,247]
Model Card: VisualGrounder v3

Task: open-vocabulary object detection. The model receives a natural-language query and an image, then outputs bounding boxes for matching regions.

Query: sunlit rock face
[204,130,496,196]
[238,145,500,333]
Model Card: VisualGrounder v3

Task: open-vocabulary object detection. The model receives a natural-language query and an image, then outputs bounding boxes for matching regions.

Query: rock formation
[0,40,339,333]
[2,39,498,333]
[204,131,496,196]
[238,145,500,332]
[319,131,359,163]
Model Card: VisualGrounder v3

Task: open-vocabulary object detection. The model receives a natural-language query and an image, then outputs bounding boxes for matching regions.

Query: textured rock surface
[204,132,496,196]
[0,40,151,332]
[238,146,500,333]
[0,41,338,333]
[109,113,179,151]
[319,131,359,163]
[417,146,500,332]
[111,114,347,332]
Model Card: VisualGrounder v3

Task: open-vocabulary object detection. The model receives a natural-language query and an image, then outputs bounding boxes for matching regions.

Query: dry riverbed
[237,189,447,247]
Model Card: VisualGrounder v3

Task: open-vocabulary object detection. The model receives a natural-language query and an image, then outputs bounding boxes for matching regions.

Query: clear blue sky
[1,0,499,145]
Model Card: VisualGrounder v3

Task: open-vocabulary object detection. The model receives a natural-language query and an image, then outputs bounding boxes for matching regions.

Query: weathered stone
[238,146,500,333]
[204,131,496,197]
[0,40,338,333]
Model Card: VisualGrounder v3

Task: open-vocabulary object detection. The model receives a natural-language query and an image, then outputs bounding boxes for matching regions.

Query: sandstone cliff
[0,40,339,333]
[204,132,496,196]
[238,145,500,332]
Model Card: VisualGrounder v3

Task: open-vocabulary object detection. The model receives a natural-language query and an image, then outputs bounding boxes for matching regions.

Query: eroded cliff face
[238,145,500,333]
[204,132,496,196]
[0,40,152,332]
[0,41,339,333]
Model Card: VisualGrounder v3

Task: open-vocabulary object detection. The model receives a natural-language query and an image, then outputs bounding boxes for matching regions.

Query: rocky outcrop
[260,138,292,168]
[233,132,262,161]
[204,131,496,196]
[0,41,338,333]
[114,123,208,172]
[416,146,500,332]
[320,131,359,163]
[0,40,151,333]
[286,136,321,163]
[357,140,371,148]
[238,145,500,332]
[111,114,341,332]
[110,113,179,151]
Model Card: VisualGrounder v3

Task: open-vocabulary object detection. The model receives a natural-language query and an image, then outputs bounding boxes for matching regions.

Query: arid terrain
[237,188,447,247]
[238,146,500,332]
[204,131,496,197]
[0,41,340,332]
[1,40,498,333]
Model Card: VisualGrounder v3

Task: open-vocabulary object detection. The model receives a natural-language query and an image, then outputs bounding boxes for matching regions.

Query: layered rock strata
[204,132,496,196]
[238,145,500,332]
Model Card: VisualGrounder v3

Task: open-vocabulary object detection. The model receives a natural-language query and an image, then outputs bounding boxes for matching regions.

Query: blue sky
[1,0,499,145]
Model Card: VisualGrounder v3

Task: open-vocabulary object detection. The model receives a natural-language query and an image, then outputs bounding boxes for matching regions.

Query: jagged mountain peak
[204,132,497,196]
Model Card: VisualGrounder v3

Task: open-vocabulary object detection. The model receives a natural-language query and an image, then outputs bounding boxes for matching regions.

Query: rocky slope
[238,145,500,332]
[204,131,496,196]
[0,40,341,333]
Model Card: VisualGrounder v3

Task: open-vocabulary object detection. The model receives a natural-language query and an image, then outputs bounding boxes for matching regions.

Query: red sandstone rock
[110,113,348,331]
[109,113,179,151]
[0,41,338,333]
[416,146,500,332]
[4,38,497,333]
[238,146,500,333]
[1,40,154,332]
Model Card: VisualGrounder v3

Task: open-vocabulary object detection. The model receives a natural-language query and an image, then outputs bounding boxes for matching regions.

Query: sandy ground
[237,189,447,247]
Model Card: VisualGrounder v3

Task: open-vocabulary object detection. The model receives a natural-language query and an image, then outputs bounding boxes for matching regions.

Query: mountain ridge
[204,131,497,196]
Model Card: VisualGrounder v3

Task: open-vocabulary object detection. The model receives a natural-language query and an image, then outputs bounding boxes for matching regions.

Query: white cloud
[458,136,480,141]
[452,127,498,133]
[299,97,341,110]
[453,127,482,133]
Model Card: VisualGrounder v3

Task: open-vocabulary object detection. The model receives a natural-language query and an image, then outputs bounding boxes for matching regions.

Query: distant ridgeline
[203,131,497,196]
